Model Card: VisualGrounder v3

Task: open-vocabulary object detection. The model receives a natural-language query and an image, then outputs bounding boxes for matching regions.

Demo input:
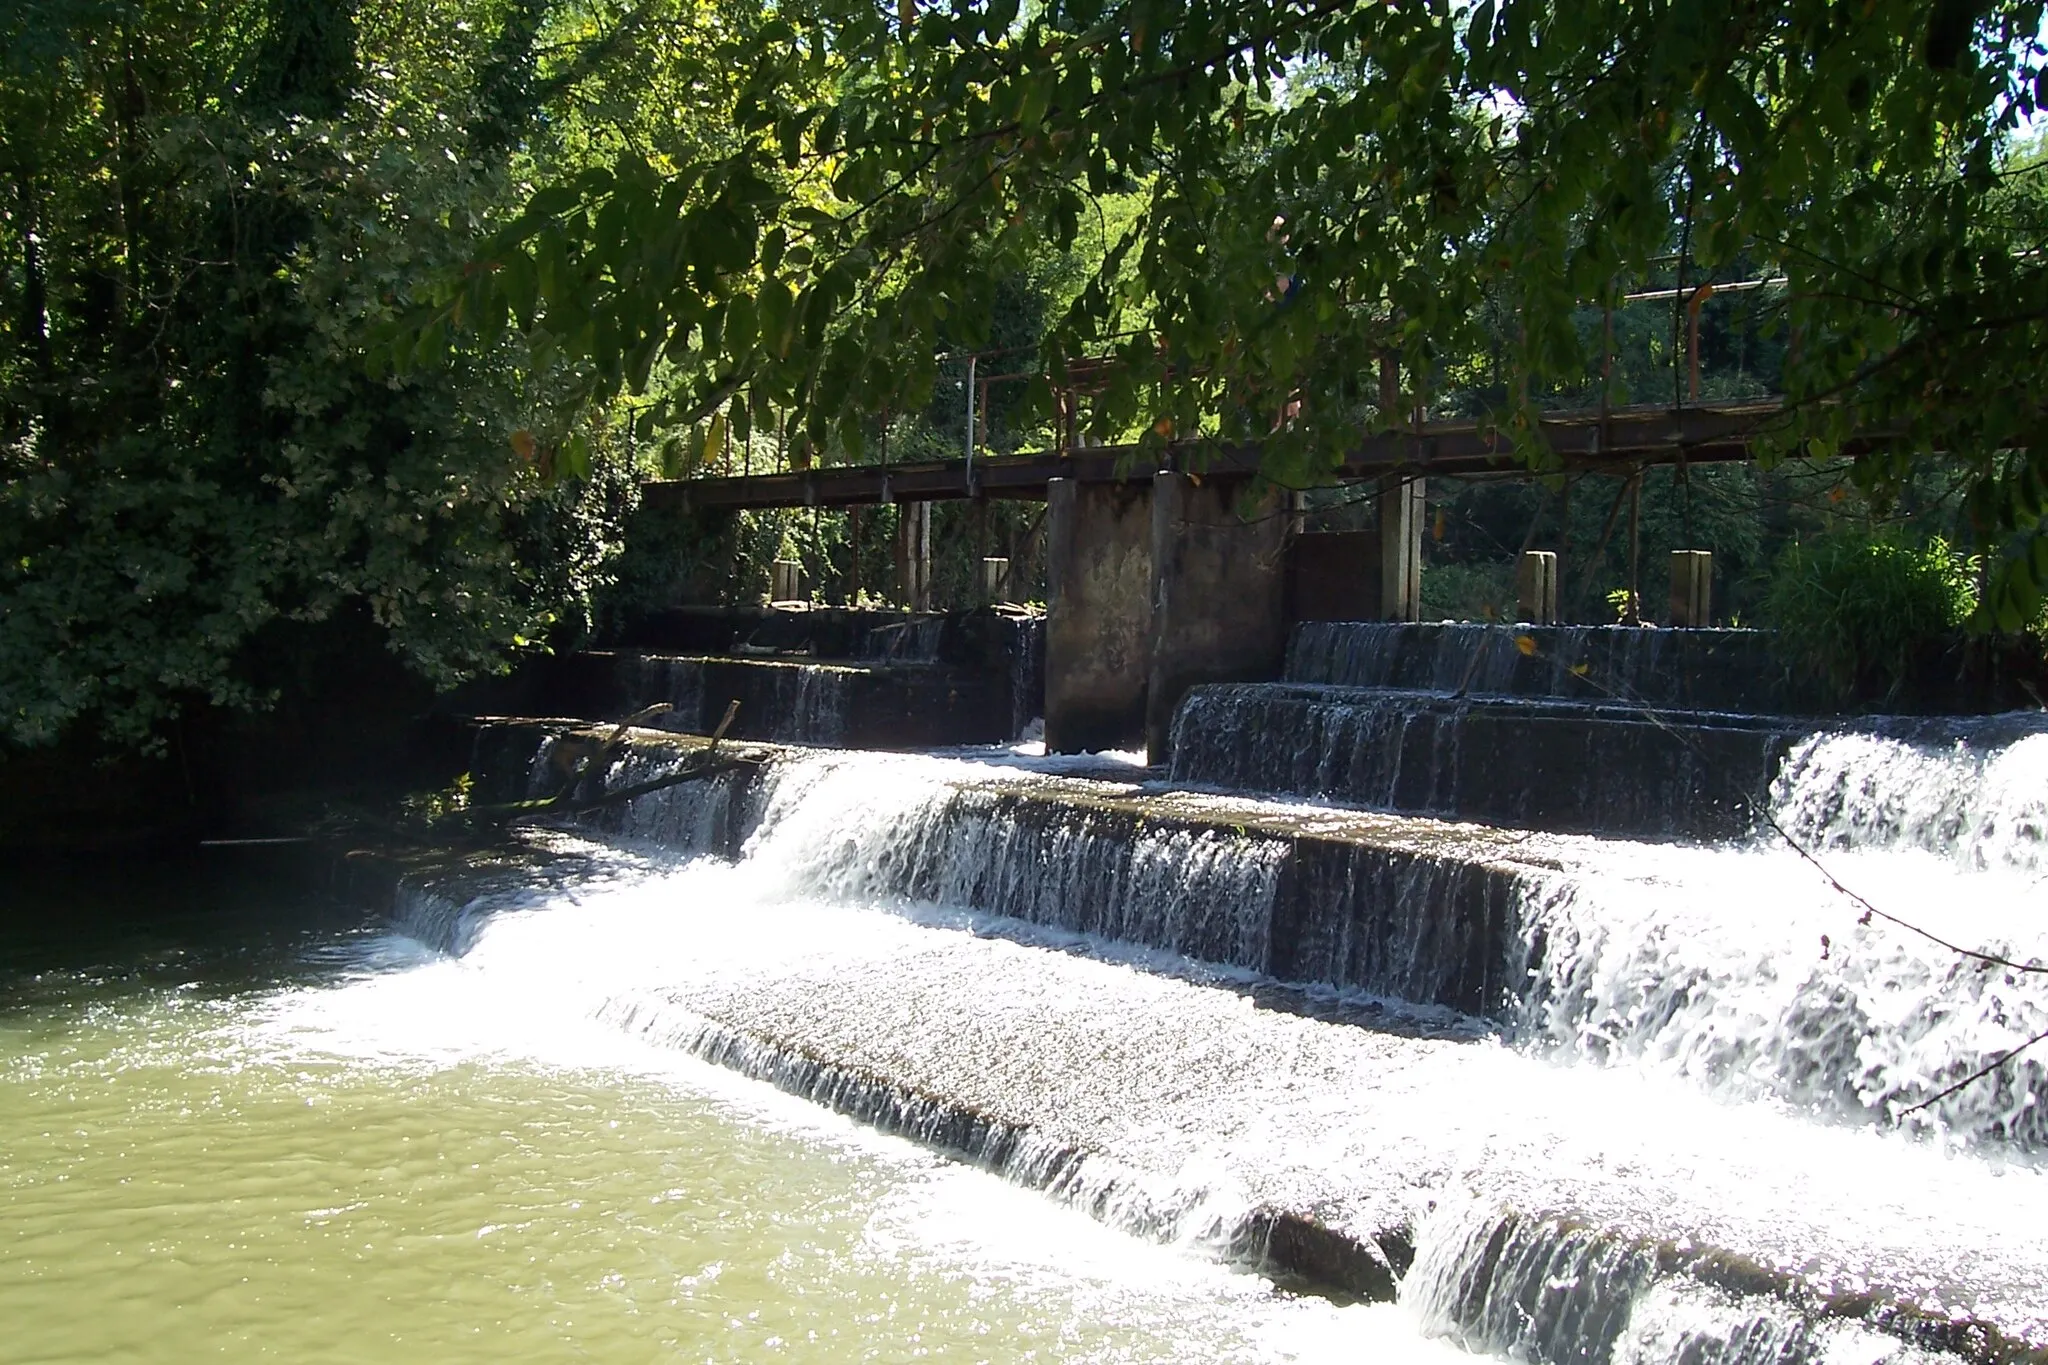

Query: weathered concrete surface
[1145,473,1289,762]
[1285,619,2048,716]
[1045,479,1155,753]
[894,499,933,610]
[1517,550,1559,625]
[1286,530,1382,623]
[1669,549,1713,627]
[1378,475,1425,621]
[592,940,2048,1363]
[1286,621,1829,713]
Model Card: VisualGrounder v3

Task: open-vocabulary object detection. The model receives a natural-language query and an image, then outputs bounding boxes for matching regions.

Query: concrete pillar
[769,558,805,604]
[1378,475,1424,621]
[894,501,932,611]
[1670,550,1712,627]
[1516,550,1559,625]
[1045,479,1154,753]
[1146,473,1289,763]
[981,556,1011,604]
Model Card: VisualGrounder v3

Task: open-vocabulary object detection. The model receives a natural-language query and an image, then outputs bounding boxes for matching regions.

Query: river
[0,857,1470,1363]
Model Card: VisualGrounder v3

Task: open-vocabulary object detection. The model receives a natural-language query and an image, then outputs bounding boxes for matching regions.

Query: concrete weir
[396,789,2048,1365]
[439,633,2048,1365]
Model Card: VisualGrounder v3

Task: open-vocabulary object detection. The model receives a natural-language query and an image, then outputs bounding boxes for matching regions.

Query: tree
[0,0,650,752]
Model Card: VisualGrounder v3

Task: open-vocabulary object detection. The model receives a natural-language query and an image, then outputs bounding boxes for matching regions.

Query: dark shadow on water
[0,848,379,1009]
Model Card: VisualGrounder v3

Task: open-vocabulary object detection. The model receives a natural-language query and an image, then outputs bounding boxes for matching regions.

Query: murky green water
[0,858,1454,1363]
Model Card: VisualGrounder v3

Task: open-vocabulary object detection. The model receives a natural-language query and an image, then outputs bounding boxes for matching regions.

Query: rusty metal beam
[642,400,1810,513]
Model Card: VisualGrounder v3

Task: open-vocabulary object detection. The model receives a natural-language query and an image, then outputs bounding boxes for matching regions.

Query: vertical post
[1517,550,1559,625]
[894,500,932,611]
[1669,550,1713,627]
[1687,284,1714,403]
[982,557,1011,604]
[1559,476,1575,622]
[1624,467,1643,624]
[1377,474,1424,621]
[849,506,863,607]
[770,559,804,604]
[964,354,977,471]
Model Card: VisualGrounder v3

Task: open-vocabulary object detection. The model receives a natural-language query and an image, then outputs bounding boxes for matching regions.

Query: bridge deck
[643,401,1796,512]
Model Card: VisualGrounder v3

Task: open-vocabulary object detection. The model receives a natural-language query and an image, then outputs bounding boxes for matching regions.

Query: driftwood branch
[501,756,750,824]
[460,699,748,830]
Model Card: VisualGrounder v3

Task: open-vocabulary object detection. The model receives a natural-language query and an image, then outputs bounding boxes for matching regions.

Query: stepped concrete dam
[15,494,2044,1363]
[378,470,2048,1365]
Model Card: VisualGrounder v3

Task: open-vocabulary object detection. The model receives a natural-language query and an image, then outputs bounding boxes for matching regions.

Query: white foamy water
[1771,730,2048,876]
[241,866,1475,1365]
[340,843,2046,1362]
[531,727,2048,1153]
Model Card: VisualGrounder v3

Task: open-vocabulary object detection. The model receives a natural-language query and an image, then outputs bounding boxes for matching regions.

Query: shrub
[1756,530,1979,701]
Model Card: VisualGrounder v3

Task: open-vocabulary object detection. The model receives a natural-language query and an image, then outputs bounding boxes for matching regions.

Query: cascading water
[1505,725,2048,1149]
[1770,730,2048,876]
[516,725,2048,1146]
[621,652,707,732]
[379,802,2048,1365]
[724,751,1288,973]
[409,715,2048,1363]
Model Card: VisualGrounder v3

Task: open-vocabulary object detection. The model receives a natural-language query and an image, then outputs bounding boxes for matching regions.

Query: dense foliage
[428,0,2048,626]
[1756,529,1982,699]
[0,0,644,750]
[11,0,2048,754]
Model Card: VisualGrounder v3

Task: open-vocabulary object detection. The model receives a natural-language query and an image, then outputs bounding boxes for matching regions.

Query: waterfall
[395,723,2048,1359]
[1770,730,2048,876]
[734,752,1288,974]
[594,993,1286,1268]
[1505,728,2048,1148]
[621,654,706,732]
[1169,684,1783,841]
[1402,1198,1867,1365]
[1007,615,1046,740]
[484,723,2048,1151]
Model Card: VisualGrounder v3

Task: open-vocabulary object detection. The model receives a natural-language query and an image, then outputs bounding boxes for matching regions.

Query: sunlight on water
[0,888,1470,1364]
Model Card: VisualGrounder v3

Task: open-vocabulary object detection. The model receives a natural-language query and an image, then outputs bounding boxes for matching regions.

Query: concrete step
[393,840,2046,1365]
[1169,682,1793,841]
[542,650,1017,749]
[1286,621,1816,713]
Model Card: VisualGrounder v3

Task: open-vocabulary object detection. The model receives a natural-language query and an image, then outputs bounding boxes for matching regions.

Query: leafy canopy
[425,0,2048,627]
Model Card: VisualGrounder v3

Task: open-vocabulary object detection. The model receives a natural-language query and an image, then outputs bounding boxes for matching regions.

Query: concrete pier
[1145,473,1289,762]
[1377,475,1425,622]
[1669,550,1712,626]
[1045,479,1155,753]
[1517,550,1559,625]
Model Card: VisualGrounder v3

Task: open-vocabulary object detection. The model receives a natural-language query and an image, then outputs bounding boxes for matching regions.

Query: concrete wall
[1045,479,1155,753]
[1145,473,1290,762]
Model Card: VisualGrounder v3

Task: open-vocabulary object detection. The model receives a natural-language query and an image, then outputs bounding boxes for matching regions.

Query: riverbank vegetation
[7,0,2048,764]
